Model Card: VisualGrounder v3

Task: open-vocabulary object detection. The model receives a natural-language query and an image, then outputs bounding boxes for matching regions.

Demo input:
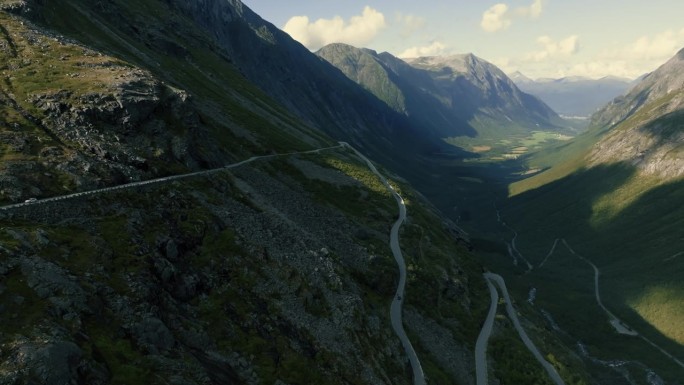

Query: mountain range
[510,71,636,118]
[316,43,565,142]
[0,0,682,384]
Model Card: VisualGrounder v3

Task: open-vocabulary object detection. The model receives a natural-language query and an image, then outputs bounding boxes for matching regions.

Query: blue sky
[242,0,684,79]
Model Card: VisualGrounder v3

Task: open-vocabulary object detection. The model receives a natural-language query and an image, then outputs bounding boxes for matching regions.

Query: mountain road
[475,273,566,385]
[475,274,499,385]
[342,142,426,385]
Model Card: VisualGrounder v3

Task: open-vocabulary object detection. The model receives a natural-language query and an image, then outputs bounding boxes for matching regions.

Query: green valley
[0,0,682,384]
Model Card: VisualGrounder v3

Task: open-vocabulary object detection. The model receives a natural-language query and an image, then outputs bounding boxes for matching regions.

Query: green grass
[490,331,555,385]
[0,268,47,335]
[407,82,684,383]
[40,0,332,153]
[490,164,684,382]
[445,116,573,164]
[89,330,155,385]
[269,154,396,225]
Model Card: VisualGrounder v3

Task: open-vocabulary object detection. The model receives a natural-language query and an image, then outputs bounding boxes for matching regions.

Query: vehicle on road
[24,198,37,203]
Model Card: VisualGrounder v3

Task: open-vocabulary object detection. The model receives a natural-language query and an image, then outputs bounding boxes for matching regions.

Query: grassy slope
[0,0,339,205]
[0,2,501,384]
[0,1,626,383]
[489,91,684,382]
[0,145,492,384]
[40,0,333,153]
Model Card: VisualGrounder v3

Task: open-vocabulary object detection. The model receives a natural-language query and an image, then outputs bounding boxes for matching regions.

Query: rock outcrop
[588,47,684,179]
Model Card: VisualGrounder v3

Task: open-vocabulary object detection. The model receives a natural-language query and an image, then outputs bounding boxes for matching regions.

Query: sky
[241,0,684,80]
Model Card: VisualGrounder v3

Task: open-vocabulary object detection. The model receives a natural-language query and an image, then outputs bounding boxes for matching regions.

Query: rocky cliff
[0,10,208,203]
[0,147,483,384]
[588,48,684,179]
[0,1,493,384]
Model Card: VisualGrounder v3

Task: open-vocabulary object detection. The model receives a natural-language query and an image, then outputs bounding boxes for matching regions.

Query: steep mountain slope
[593,49,684,128]
[0,1,586,384]
[22,0,451,174]
[517,47,684,191]
[151,0,455,165]
[0,0,337,205]
[511,72,633,118]
[587,48,684,179]
[405,54,564,131]
[317,45,565,140]
[316,43,476,139]
[498,47,684,383]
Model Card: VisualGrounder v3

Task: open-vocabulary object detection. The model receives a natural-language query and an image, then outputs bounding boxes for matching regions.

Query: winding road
[489,208,684,376]
[475,275,499,385]
[3,140,426,384]
[495,208,533,271]
[475,273,566,385]
[538,238,560,268]
[561,240,638,336]
[562,239,684,369]
[0,144,344,211]
[342,142,426,385]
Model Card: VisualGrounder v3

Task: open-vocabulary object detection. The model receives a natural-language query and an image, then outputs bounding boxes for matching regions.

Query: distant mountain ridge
[406,54,563,128]
[316,44,475,139]
[510,72,634,118]
[317,44,564,141]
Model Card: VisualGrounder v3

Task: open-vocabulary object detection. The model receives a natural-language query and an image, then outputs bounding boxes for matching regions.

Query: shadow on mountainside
[636,109,684,143]
[499,162,684,381]
[378,60,480,139]
[23,0,461,182]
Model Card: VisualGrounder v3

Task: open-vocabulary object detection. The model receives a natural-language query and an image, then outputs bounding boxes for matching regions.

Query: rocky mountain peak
[509,71,533,84]
[316,43,380,67]
[405,53,479,75]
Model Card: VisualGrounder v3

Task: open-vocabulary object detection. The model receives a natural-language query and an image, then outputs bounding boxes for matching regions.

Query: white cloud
[515,0,544,18]
[399,41,448,58]
[567,60,635,79]
[507,29,684,79]
[623,28,684,60]
[283,6,386,51]
[492,57,513,72]
[481,4,511,33]
[481,0,544,33]
[526,35,580,61]
[564,28,684,78]
[396,13,426,37]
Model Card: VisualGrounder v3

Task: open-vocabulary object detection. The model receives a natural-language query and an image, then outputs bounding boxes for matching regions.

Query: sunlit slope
[502,48,684,364]
[512,48,684,197]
